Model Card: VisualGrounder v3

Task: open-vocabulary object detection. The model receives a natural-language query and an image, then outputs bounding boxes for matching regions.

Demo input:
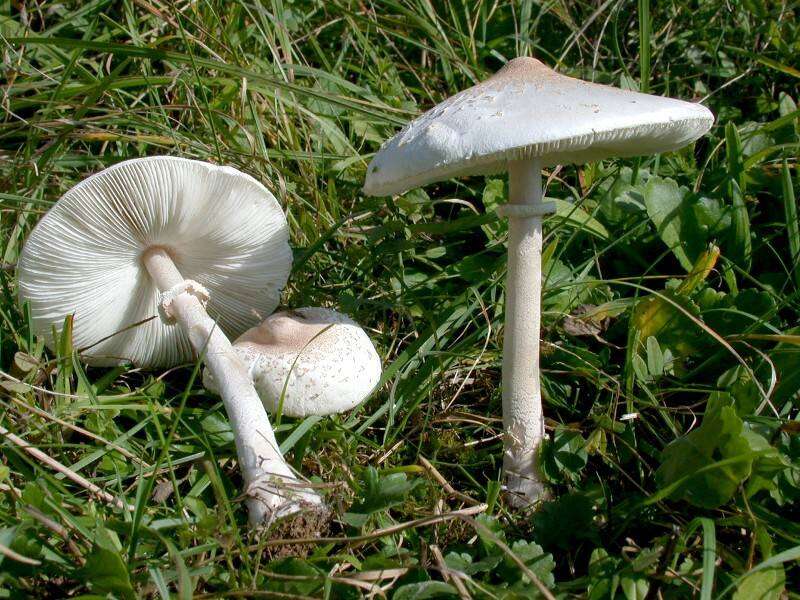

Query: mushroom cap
[17,156,292,367]
[363,57,714,196]
[205,307,382,417]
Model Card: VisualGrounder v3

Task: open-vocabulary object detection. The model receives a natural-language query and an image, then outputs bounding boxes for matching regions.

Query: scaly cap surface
[207,307,382,417]
[364,57,713,196]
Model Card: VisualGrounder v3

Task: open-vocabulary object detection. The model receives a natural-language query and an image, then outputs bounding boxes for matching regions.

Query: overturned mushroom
[17,156,323,525]
[204,307,382,418]
[364,57,714,506]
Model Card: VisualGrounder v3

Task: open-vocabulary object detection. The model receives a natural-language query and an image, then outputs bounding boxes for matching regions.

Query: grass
[1,0,799,598]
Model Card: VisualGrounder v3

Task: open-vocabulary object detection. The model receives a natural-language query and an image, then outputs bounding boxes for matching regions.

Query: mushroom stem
[502,158,548,506]
[142,247,322,525]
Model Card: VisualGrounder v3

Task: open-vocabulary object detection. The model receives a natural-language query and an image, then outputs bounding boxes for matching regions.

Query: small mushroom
[363,57,714,506]
[17,156,323,525]
[204,307,382,418]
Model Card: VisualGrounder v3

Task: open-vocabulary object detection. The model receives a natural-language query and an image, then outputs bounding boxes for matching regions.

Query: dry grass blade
[0,541,41,566]
[22,505,85,564]
[430,543,472,599]
[0,424,134,511]
[419,455,480,506]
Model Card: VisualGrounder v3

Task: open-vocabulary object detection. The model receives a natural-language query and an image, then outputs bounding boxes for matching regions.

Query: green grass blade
[782,161,800,289]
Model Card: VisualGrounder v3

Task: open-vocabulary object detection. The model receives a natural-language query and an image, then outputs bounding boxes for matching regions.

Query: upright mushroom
[17,156,322,524]
[363,57,713,506]
[204,307,382,418]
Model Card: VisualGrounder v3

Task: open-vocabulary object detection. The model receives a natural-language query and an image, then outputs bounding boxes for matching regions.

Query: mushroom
[17,156,323,525]
[363,57,714,506]
[204,307,382,418]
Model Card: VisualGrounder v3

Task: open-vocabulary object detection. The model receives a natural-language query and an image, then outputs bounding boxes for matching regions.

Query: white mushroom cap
[204,307,382,417]
[17,157,292,367]
[363,57,714,196]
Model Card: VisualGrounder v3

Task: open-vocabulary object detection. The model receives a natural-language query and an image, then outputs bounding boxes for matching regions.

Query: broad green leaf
[79,545,134,600]
[598,167,648,225]
[643,176,706,271]
[693,198,731,239]
[499,540,556,587]
[393,581,459,599]
[482,178,505,213]
[621,575,649,600]
[743,430,788,498]
[702,288,776,339]
[200,412,234,446]
[587,548,621,599]
[632,353,650,383]
[717,366,761,416]
[344,467,421,525]
[656,404,776,508]
[631,290,703,365]
[474,513,506,554]
[645,336,664,376]
[541,426,588,484]
[733,566,785,600]
[444,551,501,576]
